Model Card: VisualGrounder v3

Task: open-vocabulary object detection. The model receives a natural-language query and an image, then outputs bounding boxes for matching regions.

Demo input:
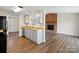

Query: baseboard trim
[57,33,79,38]
[9,31,19,33]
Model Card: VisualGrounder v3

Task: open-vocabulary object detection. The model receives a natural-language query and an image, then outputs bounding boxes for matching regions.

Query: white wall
[21,6,79,14]
[19,13,26,36]
[8,16,19,32]
[57,13,79,36]
[0,9,19,32]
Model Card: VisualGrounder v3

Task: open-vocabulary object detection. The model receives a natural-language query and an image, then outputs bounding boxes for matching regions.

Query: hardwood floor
[7,31,79,53]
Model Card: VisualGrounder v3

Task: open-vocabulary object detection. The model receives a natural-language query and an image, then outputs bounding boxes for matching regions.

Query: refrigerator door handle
[6,20,8,33]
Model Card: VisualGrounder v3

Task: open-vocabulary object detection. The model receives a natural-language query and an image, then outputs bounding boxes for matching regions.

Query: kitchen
[1,6,79,53]
[0,6,45,53]
[19,10,45,44]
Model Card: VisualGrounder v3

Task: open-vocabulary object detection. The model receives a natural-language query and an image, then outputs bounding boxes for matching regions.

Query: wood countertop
[21,26,43,31]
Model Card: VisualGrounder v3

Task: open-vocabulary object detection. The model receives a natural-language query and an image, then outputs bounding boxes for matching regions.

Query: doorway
[8,16,19,39]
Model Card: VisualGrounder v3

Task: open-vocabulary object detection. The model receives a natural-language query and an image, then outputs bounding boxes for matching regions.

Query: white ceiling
[0,6,79,13]
[0,6,15,12]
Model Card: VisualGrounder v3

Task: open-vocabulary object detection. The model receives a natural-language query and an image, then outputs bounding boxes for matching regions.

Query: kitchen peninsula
[21,25,43,44]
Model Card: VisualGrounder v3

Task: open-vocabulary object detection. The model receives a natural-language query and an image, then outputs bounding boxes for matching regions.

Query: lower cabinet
[25,30,27,37]
[25,30,31,39]
[24,29,43,44]
[31,30,37,43]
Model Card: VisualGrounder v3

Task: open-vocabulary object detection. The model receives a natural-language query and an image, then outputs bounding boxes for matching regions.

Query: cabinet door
[25,30,30,39]
[28,30,33,41]
[33,31,37,43]
[37,30,43,44]
[25,30,28,38]
[30,30,34,41]
[32,30,37,43]
[27,30,31,39]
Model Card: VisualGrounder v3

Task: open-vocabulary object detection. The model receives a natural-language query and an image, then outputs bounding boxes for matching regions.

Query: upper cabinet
[46,13,57,23]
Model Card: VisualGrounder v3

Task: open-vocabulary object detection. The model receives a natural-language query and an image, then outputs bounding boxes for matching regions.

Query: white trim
[57,32,79,37]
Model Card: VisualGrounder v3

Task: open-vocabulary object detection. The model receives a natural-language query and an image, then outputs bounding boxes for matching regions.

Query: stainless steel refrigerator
[0,16,8,53]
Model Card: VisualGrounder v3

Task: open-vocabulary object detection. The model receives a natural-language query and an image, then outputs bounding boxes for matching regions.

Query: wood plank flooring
[7,31,79,53]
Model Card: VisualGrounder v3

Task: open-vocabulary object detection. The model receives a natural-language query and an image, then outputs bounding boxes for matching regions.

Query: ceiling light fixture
[14,6,24,12]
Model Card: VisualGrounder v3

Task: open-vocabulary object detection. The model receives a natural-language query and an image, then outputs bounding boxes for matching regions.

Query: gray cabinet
[25,30,30,39]
[25,30,28,38]
[28,30,31,39]
[24,29,43,44]
[31,30,37,43]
